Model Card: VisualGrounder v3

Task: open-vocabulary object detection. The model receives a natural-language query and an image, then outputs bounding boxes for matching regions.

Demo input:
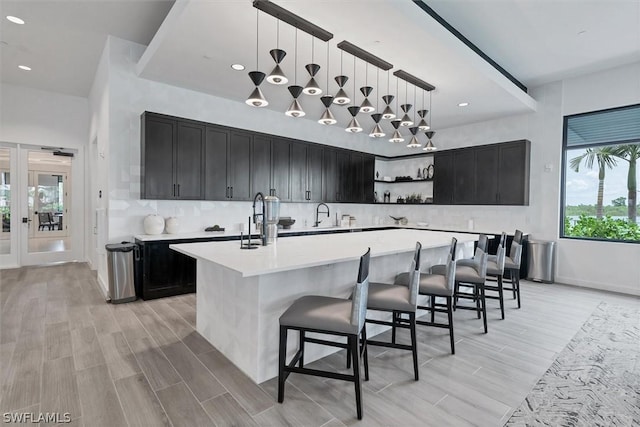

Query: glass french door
[0,146,15,266]
[28,171,69,240]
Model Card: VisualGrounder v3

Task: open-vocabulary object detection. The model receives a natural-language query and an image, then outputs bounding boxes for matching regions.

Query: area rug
[505,302,640,427]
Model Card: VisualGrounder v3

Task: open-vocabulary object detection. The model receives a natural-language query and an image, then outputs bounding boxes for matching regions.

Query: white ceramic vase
[165,217,180,234]
[143,214,165,235]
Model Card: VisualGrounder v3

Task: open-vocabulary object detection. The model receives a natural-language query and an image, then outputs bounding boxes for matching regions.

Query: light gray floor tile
[156,382,214,427]
[76,364,127,427]
[201,392,258,427]
[114,373,171,427]
[129,337,182,391]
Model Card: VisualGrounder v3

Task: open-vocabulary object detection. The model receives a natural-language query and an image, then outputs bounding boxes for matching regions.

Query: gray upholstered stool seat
[280,296,360,335]
[417,273,451,297]
[365,282,414,312]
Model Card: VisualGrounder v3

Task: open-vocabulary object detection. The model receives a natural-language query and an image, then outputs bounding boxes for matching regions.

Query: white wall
[100,35,639,296]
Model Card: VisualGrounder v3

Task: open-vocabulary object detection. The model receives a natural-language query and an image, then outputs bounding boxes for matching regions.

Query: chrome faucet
[252,192,266,246]
[314,203,330,227]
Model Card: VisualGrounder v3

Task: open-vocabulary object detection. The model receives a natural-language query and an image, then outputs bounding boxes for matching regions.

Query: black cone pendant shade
[266,49,288,85]
[423,131,437,151]
[359,86,375,113]
[417,110,430,130]
[381,95,395,119]
[400,104,413,126]
[333,75,350,105]
[345,106,362,133]
[389,119,404,143]
[303,63,322,95]
[406,127,421,148]
[369,113,385,138]
[318,95,337,125]
[246,71,268,107]
[285,85,305,117]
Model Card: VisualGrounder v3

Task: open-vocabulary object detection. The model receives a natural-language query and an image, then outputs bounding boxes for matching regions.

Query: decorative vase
[165,217,180,234]
[143,214,165,235]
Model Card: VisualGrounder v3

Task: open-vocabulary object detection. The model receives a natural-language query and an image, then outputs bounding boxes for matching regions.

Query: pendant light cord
[376,68,379,109]
[256,9,259,69]
[326,42,330,92]
[294,28,297,84]
[413,85,416,122]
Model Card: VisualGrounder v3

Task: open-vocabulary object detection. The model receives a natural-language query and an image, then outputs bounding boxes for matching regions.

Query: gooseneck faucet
[314,203,330,227]
[252,192,266,246]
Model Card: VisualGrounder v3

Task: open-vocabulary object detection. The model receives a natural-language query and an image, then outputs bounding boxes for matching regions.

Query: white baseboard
[555,275,640,297]
[97,273,109,300]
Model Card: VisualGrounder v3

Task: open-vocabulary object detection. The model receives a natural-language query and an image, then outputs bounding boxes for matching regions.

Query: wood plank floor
[0,263,637,426]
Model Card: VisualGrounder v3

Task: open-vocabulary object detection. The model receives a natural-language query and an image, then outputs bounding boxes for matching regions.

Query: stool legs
[350,335,363,420]
[498,276,505,320]
[480,284,487,333]
[446,296,455,354]
[409,312,418,381]
[278,326,287,403]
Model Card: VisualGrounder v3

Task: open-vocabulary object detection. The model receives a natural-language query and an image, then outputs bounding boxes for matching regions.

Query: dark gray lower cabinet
[136,239,196,300]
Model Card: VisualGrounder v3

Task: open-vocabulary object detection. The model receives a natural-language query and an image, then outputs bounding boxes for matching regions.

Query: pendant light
[266,20,288,85]
[333,50,350,105]
[399,80,413,127]
[423,91,437,151]
[302,36,322,95]
[417,89,430,130]
[381,70,395,119]
[389,120,404,143]
[369,113,385,138]
[318,42,336,124]
[359,63,375,113]
[246,10,268,107]
[369,69,385,138]
[406,88,421,147]
[346,106,362,133]
[285,29,305,117]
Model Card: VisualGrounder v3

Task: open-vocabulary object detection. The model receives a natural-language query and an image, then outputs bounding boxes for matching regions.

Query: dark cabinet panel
[138,240,196,300]
[290,142,307,202]
[204,127,228,200]
[336,151,351,202]
[251,135,272,196]
[474,145,499,204]
[453,150,475,204]
[323,149,338,202]
[307,145,324,202]
[350,153,365,202]
[271,139,291,201]
[141,115,176,199]
[362,155,375,203]
[228,132,252,200]
[175,122,205,199]
[498,141,530,205]
[434,152,454,204]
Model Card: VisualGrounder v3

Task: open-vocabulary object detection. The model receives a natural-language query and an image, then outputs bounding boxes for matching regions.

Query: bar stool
[360,242,422,380]
[432,247,488,333]
[503,240,523,308]
[395,237,458,354]
[465,232,507,319]
[278,248,371,420]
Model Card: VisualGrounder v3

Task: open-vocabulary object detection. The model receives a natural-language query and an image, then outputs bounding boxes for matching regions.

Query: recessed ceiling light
[6,15,25,25]
[18,65,31,71]
[231,64,245,71]
[458,102,469,107]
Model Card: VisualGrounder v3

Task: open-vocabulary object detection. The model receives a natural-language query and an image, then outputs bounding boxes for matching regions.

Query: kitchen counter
[173,229,478,383]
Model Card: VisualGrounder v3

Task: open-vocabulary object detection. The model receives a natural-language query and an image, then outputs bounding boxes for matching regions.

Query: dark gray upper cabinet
[204,127,229,200]
[307,145,324,202]
[251,135,272,197]
[271,138,291,201]
[322,149,338,202]
[291,142,324,202]
[141,112,204,200]
[227,131,252,201]
[433,139,530,205]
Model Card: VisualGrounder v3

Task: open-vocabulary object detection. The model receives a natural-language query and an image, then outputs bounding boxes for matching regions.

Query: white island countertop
[171,229,477,277]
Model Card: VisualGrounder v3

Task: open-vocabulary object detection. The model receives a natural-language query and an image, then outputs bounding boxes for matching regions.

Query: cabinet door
[141,114,175,199]
[362,155,375,203]
[290,142,308,202]
[204,127,229,200]
[228,131,252,200]
[175,121,205,200]
[498,141,530,205]
[434,152,454,204]
[323,149,338,202]
[336,151,351,202]
[307,145,324,202]
[453,150,476,204]
[271,138,291,201]
[251,135,272,196]
[350,153,364,203]
[474,145,499,204]
[141,242,195,300]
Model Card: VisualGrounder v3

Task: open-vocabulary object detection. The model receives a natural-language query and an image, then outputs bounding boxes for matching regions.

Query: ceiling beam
[252,0,333,41]
[336,41,393,71]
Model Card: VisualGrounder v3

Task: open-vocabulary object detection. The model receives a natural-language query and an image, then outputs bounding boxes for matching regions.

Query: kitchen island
[171,229,478,383]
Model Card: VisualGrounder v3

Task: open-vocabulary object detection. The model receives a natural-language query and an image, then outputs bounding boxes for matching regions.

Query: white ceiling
[1,0,638,130]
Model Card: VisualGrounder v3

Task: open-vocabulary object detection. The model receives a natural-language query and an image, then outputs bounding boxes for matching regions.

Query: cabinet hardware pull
[230,187,233,198]
[177,184,180,197]
[226,187,229,198]
[173,184,176,197]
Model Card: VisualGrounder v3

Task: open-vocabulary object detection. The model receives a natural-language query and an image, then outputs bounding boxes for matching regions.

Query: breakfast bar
[171,229,478,383]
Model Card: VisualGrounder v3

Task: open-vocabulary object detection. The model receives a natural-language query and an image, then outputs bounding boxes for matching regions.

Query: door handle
[22,217,31,223]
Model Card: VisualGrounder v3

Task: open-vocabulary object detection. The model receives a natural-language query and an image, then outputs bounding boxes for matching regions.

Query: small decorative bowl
[278,218,296,229]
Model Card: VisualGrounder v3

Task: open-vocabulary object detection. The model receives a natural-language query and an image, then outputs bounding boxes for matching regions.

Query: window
[561,104,640,243]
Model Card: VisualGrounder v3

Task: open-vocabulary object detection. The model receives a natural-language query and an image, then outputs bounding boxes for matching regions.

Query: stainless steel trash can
[106,242,138,303]
[526,240,556,283]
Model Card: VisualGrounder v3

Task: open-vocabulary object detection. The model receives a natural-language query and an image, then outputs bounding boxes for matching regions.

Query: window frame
[560,103,640,244]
